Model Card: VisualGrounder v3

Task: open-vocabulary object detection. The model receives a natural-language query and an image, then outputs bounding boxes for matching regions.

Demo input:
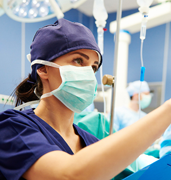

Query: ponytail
[14,74,43,107]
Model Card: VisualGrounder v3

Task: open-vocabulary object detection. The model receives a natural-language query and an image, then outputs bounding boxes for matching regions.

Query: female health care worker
[1,18,171,180]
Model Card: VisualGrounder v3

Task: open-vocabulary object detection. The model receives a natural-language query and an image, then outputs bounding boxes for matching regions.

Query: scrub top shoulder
[0,108,99,180]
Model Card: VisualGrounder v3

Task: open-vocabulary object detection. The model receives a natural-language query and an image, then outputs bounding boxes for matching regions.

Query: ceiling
[77,0,159,16]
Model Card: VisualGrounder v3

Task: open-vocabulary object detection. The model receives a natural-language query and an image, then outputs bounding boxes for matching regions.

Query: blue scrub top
[0,109,99,180]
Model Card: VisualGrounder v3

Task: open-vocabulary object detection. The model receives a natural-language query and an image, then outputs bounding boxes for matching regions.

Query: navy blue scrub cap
[29,18,102,82]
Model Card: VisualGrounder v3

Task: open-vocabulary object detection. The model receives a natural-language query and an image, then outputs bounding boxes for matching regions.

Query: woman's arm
[23,100,171,180]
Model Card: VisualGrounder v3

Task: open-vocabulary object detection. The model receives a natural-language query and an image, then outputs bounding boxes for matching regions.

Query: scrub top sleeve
[0,117,61,180]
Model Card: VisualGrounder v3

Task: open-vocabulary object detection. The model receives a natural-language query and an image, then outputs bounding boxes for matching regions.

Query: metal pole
[109,0,123,135]
[110,83,115,134]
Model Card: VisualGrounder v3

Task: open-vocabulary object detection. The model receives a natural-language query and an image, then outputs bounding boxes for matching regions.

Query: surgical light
[3,0,87,23]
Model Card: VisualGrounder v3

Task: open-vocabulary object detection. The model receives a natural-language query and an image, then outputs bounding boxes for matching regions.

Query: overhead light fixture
[110,2,171,34]
[2,0,86,23]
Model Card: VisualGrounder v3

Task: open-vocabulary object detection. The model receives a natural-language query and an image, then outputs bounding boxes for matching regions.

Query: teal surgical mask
[32,60,97,113]
[140,94,152,109]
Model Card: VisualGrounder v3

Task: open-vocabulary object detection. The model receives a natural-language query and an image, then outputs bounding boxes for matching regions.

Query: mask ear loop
[31,60,60,68]
[41,92,53,99]
[34,88,41,99]
[33,59,61,99]
[14,60,60,110]
[31,59,61,100]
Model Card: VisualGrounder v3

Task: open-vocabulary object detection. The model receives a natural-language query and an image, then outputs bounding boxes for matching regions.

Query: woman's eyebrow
[71,52,100,66]
[71,52,89,60]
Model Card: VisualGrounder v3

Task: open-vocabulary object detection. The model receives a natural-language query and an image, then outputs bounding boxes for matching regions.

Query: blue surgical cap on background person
[126,80,150,97]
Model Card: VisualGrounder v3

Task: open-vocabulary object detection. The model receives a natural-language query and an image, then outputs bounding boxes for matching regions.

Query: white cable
[41,92,53,99]
[139,39,144,119]
[100,65,106,116]
[97,28,106,116]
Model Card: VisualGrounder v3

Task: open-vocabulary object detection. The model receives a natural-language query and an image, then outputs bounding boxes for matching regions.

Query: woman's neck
[34,96,75,137]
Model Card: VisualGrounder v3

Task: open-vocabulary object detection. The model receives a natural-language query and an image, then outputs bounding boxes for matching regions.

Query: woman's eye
[74,58,83,65]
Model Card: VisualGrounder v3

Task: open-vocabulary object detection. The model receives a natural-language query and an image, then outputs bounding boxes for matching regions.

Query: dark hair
[130,96,133,100]
[14,74,43,107]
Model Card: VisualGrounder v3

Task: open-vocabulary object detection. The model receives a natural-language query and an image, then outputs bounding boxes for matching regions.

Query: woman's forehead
[69,49,100,62]
[53,49,100,66]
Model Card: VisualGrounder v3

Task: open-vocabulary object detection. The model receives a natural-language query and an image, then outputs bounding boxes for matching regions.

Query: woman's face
[46,49,99,91]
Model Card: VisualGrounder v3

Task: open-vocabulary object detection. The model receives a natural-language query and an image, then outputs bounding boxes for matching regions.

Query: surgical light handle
[102,75,114,86]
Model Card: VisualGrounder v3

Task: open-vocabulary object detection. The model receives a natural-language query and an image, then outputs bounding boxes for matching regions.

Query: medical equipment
[108,0,123,135]
[2,0,86,22]
[137,0,153,68]
[137,0,153,117]
[95,0,124,135]
[137,0,153,40]
[93,0,108,116]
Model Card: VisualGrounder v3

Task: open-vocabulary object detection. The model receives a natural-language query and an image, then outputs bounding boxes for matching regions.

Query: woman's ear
[37,66,48,80]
